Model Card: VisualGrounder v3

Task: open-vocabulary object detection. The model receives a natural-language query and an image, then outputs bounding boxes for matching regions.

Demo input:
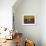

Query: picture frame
[22,15,36,25]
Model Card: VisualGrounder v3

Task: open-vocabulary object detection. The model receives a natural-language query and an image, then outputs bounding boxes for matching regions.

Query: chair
[15,33,23,46]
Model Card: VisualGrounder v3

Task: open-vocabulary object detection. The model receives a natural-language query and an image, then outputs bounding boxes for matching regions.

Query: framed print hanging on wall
[22,15,36,25]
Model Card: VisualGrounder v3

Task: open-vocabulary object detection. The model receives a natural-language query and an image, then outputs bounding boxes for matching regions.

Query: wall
[0,0,16,30]
[41,0,46,46]
[13,0,41,46]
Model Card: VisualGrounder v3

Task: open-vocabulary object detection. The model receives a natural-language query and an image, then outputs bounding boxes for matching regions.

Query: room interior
[0,0,46,46]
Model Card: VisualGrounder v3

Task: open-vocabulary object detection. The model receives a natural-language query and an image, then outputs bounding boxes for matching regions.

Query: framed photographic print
[22,15,36,25]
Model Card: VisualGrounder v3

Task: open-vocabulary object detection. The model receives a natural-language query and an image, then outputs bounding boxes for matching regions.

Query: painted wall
[0,0,16,29]
[41,0,46,46]
[13,0,41,46]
